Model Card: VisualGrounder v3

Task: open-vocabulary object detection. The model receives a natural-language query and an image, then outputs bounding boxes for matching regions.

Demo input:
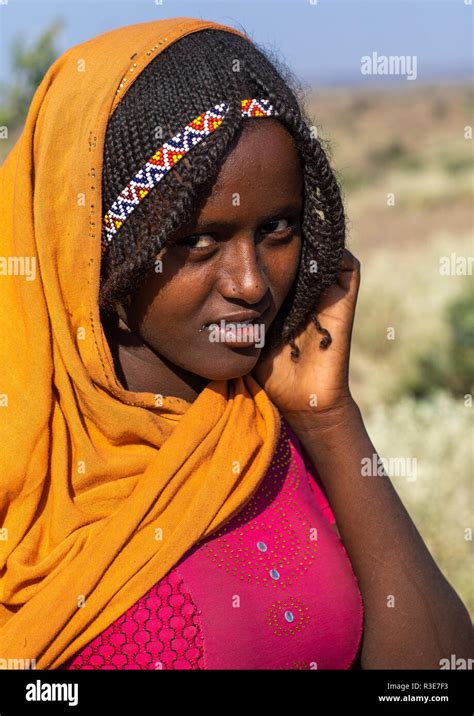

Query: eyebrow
[191,202,303,232]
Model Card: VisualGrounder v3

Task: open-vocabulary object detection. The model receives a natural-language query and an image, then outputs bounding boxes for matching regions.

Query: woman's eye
[179,234,215,250]
[175,217,297,252]
[261,217,294,235]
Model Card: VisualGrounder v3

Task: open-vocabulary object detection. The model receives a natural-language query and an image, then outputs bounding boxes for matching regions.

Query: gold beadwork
[117,38,169,95]
[266,598,312,637]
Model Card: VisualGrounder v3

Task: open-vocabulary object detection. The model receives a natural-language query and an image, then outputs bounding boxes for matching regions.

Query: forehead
[203,119,303,206]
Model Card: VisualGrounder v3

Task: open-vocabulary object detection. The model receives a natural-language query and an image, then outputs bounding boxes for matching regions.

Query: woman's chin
[193,347,262,382]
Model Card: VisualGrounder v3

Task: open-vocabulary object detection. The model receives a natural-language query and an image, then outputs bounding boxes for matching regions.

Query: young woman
[0,17,471,671]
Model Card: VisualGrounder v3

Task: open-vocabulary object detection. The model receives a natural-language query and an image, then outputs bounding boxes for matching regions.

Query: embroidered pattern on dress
[201,422,319,589]
[266,597,312,637]
[63,571,204,670]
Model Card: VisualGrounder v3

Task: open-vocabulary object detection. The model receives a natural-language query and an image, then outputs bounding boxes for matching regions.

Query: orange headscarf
[0,17,280,669]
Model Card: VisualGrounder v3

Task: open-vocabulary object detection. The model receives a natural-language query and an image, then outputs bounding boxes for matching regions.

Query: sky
[0,0,472,88]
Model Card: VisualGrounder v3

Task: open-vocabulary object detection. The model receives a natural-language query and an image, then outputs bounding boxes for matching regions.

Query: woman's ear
[114,294,136,329]
[115,300,128,323]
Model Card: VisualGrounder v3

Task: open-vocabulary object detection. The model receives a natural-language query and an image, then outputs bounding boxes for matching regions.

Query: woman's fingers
[338,248,361,296]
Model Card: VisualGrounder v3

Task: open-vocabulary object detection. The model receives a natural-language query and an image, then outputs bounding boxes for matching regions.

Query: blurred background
[1,1,472,616]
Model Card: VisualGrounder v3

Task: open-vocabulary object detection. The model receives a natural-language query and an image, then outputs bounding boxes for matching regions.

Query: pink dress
[60,418,364,670]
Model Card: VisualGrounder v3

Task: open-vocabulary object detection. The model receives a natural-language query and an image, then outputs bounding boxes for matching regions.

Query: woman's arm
[287,398,474,670]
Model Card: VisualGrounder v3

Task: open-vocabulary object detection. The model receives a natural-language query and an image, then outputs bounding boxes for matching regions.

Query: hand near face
[252,249,361,425]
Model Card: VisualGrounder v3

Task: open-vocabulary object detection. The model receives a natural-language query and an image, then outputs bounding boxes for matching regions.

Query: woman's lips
[200,317,267,348]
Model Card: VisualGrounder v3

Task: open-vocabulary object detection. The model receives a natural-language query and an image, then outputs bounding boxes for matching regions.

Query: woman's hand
[251,249,361,430]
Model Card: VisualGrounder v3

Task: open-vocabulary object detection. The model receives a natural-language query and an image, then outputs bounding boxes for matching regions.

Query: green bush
[405,284,474,398]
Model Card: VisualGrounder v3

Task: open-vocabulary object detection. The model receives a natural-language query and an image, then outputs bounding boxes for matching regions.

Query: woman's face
[121,118,303,382]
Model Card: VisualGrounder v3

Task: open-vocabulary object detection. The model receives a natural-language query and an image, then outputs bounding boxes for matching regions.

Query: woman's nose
[216,235,269,305]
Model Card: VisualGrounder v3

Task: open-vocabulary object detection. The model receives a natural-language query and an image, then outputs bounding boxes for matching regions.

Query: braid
[243,63,345,358]
[99,29,346,360]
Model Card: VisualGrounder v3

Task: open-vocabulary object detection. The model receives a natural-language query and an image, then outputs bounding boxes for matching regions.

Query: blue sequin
[257,541,267,552]
[269,568,280,580]
[284,611,294,623]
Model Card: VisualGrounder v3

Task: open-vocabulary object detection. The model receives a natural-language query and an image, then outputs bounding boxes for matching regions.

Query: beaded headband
[102,98,278,250]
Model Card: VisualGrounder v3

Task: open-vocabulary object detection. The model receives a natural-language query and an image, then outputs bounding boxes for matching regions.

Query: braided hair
[100,29,346,360]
